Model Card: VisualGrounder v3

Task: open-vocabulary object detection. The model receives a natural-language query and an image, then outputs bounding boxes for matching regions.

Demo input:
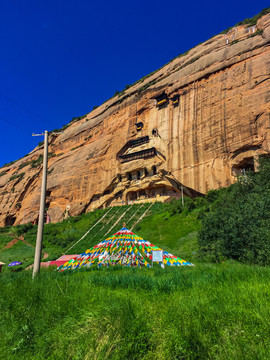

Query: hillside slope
[0,201,201,270]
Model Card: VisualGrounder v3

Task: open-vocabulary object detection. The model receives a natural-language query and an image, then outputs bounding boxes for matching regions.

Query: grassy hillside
[1,161,270,358]
[1,263,270,359]
[0,200,202,271]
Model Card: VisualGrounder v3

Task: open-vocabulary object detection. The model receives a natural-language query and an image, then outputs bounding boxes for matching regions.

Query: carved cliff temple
[117,135,159,163]
[126,185,178,204]
[119,148,157,163]
[87,165,203,211]
[171,95,179,106]
[135,122,144,132]
[155,92,168,107]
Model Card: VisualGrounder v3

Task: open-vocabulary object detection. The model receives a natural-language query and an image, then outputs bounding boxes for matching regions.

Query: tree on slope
[198,158,270,265]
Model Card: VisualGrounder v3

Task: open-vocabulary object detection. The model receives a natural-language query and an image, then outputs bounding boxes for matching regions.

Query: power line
[0,114,32,135]
[0,90,55,128]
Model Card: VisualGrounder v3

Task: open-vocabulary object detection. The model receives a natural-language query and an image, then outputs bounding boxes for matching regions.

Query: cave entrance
[155,92,168,107]
[5,215,16,226]
[135,122,144,132]
[232,157,255,176]
[172,95,179,106]
[152,165,157,175]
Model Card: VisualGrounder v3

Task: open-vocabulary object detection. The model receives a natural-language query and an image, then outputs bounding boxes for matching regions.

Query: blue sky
[0,0,269,167]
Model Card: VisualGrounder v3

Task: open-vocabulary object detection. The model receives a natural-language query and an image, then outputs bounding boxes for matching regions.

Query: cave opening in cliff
[144,168,149,177]
[115,190,123,202]
[117,174,122,182]
[152,128,159,137]
[172,95,179,106]
[155,93,168,107]
[135,122,143,132]
[232,157,255,176]
[5,215,16,226]
[103,189,112,195]
[152,165,157,175]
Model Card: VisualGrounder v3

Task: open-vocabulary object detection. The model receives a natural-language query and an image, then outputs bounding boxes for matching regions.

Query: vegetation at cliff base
[199,159,270,265]
[1,159,270,358]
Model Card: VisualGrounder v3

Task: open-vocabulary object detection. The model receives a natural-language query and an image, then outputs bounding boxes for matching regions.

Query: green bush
[8,173,25,182]
[198,159,270,265]
[15,223,34,237]
[30,155,43,168]
[18,162,30,170]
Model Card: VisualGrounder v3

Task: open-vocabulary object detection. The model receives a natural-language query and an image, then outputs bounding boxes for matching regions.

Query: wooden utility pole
[32,130,48,278]
[181,185,184,207]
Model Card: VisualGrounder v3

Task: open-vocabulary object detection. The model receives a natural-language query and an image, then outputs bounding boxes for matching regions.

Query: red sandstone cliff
[0,13,270,226]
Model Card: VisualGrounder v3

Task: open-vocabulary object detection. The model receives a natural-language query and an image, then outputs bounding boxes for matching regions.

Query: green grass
[134,210,200,262]
[0,191,270,358]
[1,263,270,359]
[2,202,200,270]
[0,241,34,268]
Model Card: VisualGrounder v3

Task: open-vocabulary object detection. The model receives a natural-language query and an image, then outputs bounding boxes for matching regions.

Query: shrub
[18,161,30,169]
[248,29,263,38]
[230,39,239,45]
[31,155,43,168]
[8,173,25,182]
[198,159,270,265]
[15,223,34,236]
[166,198,183,216]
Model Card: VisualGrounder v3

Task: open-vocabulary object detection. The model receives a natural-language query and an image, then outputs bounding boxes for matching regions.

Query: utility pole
[181,185,184,207]
[32,130,48,278]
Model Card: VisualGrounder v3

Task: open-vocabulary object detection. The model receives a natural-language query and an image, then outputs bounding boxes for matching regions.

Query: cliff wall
[0,14,270,226]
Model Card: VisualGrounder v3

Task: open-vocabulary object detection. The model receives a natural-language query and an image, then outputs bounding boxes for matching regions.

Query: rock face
[0,14,270,226]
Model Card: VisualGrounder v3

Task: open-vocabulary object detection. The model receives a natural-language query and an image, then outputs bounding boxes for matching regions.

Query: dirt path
[20,238,34,247]
[42,251,49,259]
[4,236,34,249]
[4,238,19,249]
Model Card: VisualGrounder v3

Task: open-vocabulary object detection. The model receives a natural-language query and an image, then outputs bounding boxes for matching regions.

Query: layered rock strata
[0,14,270,226]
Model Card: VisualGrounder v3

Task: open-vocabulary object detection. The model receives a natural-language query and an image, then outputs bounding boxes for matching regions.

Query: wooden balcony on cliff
[116,136,150,161]
[119,147,157,163]
[155,93,168,107]
[172,95,179,106]
[129,136,149,148]
[135,121,144,131]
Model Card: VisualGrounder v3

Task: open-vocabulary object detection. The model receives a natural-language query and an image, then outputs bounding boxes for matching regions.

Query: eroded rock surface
[0,14,270,226]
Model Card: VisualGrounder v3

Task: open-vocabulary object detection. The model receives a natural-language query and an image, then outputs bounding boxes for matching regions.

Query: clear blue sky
[0,0,268,167]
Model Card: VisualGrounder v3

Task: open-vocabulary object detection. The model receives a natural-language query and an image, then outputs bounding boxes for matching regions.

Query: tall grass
[1,263,270,359]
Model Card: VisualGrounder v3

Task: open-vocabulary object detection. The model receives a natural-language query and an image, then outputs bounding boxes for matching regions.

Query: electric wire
[0,114,32,135]
[0,90,55,128]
